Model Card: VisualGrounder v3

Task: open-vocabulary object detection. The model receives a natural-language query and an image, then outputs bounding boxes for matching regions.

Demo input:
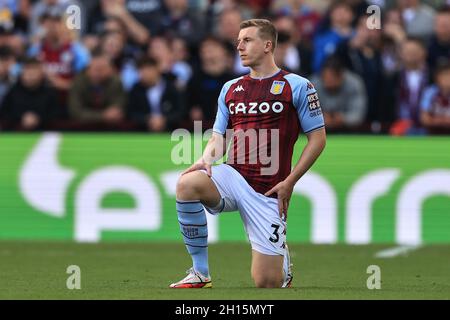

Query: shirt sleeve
[27,43,41,57]
[285,73,325,133]
[420,86,438,112]
[212,79,239,135]
[72,42,91,72]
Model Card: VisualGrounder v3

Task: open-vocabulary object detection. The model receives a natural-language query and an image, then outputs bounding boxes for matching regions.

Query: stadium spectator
[68,52,126,128]
[311,57,367,131]
[0,0,445,135]
[99,27,139,91]
[382,8,407,74]
[397,0,435,41]
[171,35,191,67]
[28,9,90,117]
[127,56,184,132]
[312,1,355,73]
[345,0,371,25]
[83,16,119,52]
[0,0,29,57]
[271,0,322,46]
[215,8,249,75]
[0,46,19,106]
[390,37,429,135]
[420,62,450,134]
[273,14,312,76]
[87,0,154,46]
[244,0,274,17]
[147,35,192,91]
[427,7,450,78]
[208,1,253,30]
[157,0,205,46]
[29,0,86,37]
[0,0,30,35]
[335,16,390,129]
[123,0,164,36]
[379,7,407,129]
[0,57,58,131]
[186,36,234,130]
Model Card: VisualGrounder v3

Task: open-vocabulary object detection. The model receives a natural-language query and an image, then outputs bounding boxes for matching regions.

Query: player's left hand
[264,180,294,220]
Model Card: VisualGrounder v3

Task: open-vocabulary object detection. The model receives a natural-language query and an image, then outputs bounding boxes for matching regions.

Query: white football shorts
[202,164,287,256]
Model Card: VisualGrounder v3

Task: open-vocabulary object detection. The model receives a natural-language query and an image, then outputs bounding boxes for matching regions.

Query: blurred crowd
[0,0,449,135]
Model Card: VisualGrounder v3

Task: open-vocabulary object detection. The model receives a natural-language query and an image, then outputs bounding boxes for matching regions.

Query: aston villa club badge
[270,81,285,95]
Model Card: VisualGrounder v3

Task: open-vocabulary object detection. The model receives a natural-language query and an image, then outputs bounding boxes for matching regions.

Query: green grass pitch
[0,242,449,299]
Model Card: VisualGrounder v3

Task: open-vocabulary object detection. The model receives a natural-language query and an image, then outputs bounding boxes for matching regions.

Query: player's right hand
[181,158,212,177]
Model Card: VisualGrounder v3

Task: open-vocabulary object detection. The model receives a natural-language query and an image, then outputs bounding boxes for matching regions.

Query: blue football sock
[176,200,209,277]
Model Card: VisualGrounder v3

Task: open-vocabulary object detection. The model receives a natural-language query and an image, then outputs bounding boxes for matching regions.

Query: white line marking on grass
[375,245,422,258]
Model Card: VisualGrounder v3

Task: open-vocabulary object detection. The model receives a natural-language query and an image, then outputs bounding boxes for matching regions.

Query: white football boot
[169,267,212,288]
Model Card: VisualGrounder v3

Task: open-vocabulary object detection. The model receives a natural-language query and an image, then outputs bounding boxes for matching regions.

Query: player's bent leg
[170,171,222,288]
[176,171,221,207]
[251,250,284,288]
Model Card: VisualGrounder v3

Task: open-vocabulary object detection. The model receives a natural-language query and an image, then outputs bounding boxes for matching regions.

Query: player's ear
[264,41,272,53]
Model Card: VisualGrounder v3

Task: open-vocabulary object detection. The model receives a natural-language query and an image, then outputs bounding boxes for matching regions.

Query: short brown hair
[239,19,278,52]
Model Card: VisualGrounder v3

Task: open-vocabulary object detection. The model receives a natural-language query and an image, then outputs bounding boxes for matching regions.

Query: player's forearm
[200,133,227,165]
[285,128,326,186]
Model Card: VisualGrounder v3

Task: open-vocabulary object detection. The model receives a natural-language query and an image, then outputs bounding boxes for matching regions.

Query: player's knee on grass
[252,273,284,288]
[251,251,284,288]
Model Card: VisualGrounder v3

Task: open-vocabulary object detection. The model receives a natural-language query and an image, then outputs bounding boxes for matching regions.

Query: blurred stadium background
[0,0,449,299]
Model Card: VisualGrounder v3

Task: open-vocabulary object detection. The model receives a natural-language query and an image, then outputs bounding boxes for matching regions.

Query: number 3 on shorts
[269,224,280,243]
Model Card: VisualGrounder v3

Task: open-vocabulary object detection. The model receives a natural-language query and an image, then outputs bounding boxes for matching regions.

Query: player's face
[236,27,269,67]
[437,70,450,95]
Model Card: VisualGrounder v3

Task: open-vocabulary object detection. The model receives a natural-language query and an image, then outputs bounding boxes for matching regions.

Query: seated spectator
[420,62,450,134]
[86,0,154,46]
[243,0,273,17]
[68,52,126,128]
[123,0,163,37]
[311,58,367,132]
[313,1,355,73]
[390,37,429,135]
[0,26,27,58]
[345,0,371,26]
[127,57,184,132]
[83,16,124,53]
[382,8,406,75]
[147,35,192,91]
[157,0,205,47]
[427,7,450,78]
[99,28,139,91]
[373,7,408,131]
[0,46,18,106]
[215,8,249,76]
[271,0,322,47]
[0,57,58,131]
[28,8,90,117]
[215,7,243,46]
[335,16,386,128]
[397,0,435,42]
[186,36,234,130]
[273,14,313,77]
[171,35,191,67]
[0,0,30,35]
[29,0,86,37]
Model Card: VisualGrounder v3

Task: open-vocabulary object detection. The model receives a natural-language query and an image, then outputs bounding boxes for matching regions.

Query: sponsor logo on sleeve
[307,92,322,117]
